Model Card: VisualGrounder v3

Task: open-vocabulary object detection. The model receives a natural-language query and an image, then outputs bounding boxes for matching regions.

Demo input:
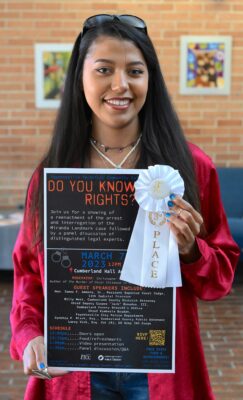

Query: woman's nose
[111,71,129,92]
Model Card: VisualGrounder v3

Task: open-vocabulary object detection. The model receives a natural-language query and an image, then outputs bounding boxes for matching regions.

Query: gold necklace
[89,134,142,169]
[90,136,138,152]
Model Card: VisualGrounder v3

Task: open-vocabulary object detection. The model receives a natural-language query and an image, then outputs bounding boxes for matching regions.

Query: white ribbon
[120,165,185,288]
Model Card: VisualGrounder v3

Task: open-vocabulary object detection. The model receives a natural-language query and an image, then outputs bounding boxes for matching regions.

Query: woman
[10,14,239,400]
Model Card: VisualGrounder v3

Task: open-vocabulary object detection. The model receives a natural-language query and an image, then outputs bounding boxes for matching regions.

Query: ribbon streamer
[120,165,184,288]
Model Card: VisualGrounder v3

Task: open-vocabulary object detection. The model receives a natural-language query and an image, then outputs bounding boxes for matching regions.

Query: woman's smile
[103,97,133,110]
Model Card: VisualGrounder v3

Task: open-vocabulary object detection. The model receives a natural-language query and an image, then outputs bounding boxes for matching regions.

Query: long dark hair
[30,19,200,241]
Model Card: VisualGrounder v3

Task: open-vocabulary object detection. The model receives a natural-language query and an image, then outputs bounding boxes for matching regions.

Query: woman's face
[82,35,149,131]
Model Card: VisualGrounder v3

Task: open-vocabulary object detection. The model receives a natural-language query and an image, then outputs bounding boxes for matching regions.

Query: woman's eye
[130,69,144,76]
[96,67,111,74]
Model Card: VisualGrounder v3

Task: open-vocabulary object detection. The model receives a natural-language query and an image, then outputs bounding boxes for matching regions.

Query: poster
[44,168,175,373]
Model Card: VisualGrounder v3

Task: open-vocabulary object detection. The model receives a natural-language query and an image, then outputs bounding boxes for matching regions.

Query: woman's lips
[104,98,132,110]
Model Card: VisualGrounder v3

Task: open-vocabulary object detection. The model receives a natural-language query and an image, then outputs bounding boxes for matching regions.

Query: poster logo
[98,355,122,362]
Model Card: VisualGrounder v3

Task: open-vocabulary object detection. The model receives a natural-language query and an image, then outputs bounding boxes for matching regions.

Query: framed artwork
[179,36,232,95]
[35,44,73,108]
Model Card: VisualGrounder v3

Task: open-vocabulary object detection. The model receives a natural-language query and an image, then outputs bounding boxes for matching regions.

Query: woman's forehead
[85,35,146,63]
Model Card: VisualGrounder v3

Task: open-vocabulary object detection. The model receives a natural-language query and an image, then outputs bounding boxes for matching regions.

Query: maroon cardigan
[10,143,240,399]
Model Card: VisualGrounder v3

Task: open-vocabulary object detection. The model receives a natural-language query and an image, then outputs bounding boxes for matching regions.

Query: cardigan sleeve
[181,147,240,301]
[10,171,44,361]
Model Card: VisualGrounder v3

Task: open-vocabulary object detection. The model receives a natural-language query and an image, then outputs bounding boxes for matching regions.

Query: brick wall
[1,0,243,208]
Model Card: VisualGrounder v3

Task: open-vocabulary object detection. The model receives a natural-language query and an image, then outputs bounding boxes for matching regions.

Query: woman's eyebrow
[94,58,145,66]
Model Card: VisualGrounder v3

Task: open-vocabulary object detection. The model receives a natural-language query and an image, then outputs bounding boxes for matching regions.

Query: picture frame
[35,43,73,108]
[179,36,232,95]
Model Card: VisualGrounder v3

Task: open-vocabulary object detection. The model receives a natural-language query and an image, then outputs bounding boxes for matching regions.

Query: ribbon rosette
[120,165,185,288]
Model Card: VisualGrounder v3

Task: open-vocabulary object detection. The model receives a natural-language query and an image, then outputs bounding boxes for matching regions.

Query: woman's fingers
[23,345,36,375]
[23,336,45,376]
[48,367,70,377]
[166,195,203,259]
[33,342,46,372]
[23,336,70,379]
[23,336,46,378]
[167,213,195,245]
[174,207,201,236]
[172,196,203,225]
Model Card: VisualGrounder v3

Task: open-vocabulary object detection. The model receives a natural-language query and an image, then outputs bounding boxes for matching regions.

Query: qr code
[149,330,166,346]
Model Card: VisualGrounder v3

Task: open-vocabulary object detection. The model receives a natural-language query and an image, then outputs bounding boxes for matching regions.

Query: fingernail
[168,200,174,207]
[165,212,171,218]
[39,362,45,370]
[170,193,176,200]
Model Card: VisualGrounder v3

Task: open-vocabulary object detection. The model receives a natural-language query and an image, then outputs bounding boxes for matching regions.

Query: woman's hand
[166,195,204,263]
[23,336,69,379]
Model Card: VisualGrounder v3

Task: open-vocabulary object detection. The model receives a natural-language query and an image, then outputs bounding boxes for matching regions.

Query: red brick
[218,120,242,127]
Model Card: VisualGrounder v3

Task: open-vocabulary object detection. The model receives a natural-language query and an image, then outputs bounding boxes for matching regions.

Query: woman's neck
[91,120,141,148]
[87,144,141,169]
